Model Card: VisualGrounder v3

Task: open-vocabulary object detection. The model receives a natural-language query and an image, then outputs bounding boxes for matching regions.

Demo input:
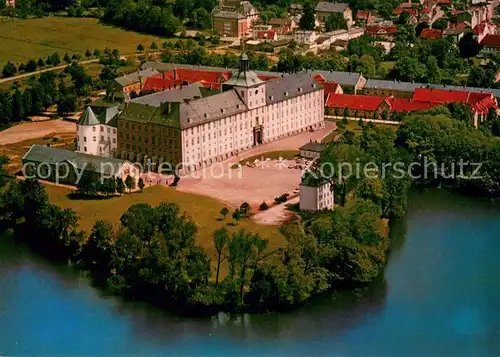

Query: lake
[1,190,500,356]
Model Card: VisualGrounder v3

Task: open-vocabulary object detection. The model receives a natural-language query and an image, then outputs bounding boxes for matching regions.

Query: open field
[0,17,168,67]
[44,184,285,274]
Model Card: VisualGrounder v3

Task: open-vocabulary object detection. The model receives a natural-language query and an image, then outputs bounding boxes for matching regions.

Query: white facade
[294,30,319,45]
[180,84,324,171]
[77,124,118,157]
[300,181,334,211]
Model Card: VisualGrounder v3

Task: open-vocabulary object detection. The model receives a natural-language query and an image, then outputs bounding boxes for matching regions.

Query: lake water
[1,190,500,356]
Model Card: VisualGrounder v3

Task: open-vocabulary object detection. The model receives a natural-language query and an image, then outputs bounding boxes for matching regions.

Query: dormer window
[204,113,208,118]
[284,91,288,96]
[269,95,274,101]
[221,108,224,113]
[312,83,317,88]
[298,87,303,93]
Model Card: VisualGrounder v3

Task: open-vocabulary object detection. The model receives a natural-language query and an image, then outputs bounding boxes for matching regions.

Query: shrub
[259,202,269,211]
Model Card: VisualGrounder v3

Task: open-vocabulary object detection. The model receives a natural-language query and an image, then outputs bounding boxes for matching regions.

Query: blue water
[1,190,500,356]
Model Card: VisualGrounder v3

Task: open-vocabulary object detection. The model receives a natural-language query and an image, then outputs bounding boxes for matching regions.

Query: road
[0,58,100,84]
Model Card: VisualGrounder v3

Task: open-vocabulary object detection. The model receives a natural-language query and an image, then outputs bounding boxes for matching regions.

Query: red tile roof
[413,88,498,114]
[174,68,231,84]
[258,74,280,81]
[312,74,326,82]
[419,28,443,39]
[256,30,276,39]
[326,94,386,111]
[142,77,183,91]
[385,97,439,112]
[481,34,500,48]
[322,82,342,94]
[367,25,398,36]
[437,0,451,4]
[356,10,371,20]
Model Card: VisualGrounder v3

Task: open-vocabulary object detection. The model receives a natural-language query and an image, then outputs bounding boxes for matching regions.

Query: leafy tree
[0,180,24,226]
[213,228,229,285]
[192,7,211,29]
[220,207,229,220]
[232,209,241,224]
[99,66,117,82]
[299,4,316,30]
[150,41,158,50]
[115,177,125,195]
[45,56,53,66]
[432,18,448,30]
[63,53,71,63]
[259,201,269,210]
[37,58,45,67]
[25,59,37,72]
[101,178,116,196]
[2,61,17,78]
[325,13,347,31]
[57,93,77,115]
[81,220,116,276]
[51,53,61,66]
[162,41,168,49]
[77,166,99,196]
[125,175,135,193]
[138,177,145,192]
[239,202,251,218]
[85,49,92,58]
[93,48,101,57]
[137,43,145,52]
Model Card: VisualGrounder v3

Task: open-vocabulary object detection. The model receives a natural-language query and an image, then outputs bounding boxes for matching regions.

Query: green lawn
[0,17,169,67]
[44,184,285,274]
[231,150,299,168]
[326,120,398,140]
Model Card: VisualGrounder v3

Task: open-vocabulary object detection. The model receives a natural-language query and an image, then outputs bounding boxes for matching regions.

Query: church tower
[222,52,266,110]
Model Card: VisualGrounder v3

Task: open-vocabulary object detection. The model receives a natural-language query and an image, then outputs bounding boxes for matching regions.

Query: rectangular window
[93,136,96,142]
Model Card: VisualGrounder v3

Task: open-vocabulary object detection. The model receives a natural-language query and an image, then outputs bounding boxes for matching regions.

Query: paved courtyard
[171,121,336,222]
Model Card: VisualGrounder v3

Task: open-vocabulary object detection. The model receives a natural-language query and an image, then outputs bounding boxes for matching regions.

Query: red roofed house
[413,88,498,127]
[473,20,496,43]
[142,77,184,92]
[256,30,278,41]
[419,28,444,39]
[326,94,387,118]
[366,25,398,40]
[380,97,439,114]
[481,34,500,54]
[356,10,373,25]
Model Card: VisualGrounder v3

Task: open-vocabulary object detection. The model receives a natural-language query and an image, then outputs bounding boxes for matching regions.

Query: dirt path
[251,196,300,225]
[0,120,76,145]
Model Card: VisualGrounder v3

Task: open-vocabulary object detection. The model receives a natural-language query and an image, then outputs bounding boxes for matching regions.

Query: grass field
[44,184,285,274]
[0,17,168,67]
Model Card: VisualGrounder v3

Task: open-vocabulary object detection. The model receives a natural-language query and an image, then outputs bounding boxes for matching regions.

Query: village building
[293,30,319,46]
[356,10,374,25]
[299,141,326,159]
[255,30,278,41]
[113,69,160,98]
[480,33,500,53]
[366,25,398,41]
[299,173,334,212]
[472,20,496,42]
[22,144,140,187]
[419,28,444,40]
[116,53,325,172]
[315,2,353,27]
[443,27,466,42]
[268,17,296,34]
[76,100,122,157]
[212,10,248,37]
[288,3,303,16]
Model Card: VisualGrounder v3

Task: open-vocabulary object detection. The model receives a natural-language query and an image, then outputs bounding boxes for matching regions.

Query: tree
[192,7,212,29]
[397,12,410,25]
[57,93,77,115]
[2,62,17,78]
[85,49,92,58]
[232,209,241,224]
[432,18,448,30]
[82,220,116,276]
[51,53,61,66]
[115,177,125,195]
[459,32,481,59]
[239,202,251,218]
[100,178,116,196]
[93,48,101,57]
[63,53,71,63]
[138,177,145,192]
[25,59,37,72]
[299,4,316,30]
[150,41,158,50]
[125,175,135,193]
[37,58,45,68]
[77,167,99,196]
[325,13,347,31]
[162,41,168,49]
[99,66,117,82]
[220,207,229,220]
[137,43,144,52]
[213,228,229,285]
[259,201,269,211]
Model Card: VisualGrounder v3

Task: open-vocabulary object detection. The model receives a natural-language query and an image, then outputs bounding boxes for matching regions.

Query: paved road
[0,59,100,84]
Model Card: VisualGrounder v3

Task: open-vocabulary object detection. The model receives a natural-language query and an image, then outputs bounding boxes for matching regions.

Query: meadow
[0,17,168,67]
[44,184,285,273]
